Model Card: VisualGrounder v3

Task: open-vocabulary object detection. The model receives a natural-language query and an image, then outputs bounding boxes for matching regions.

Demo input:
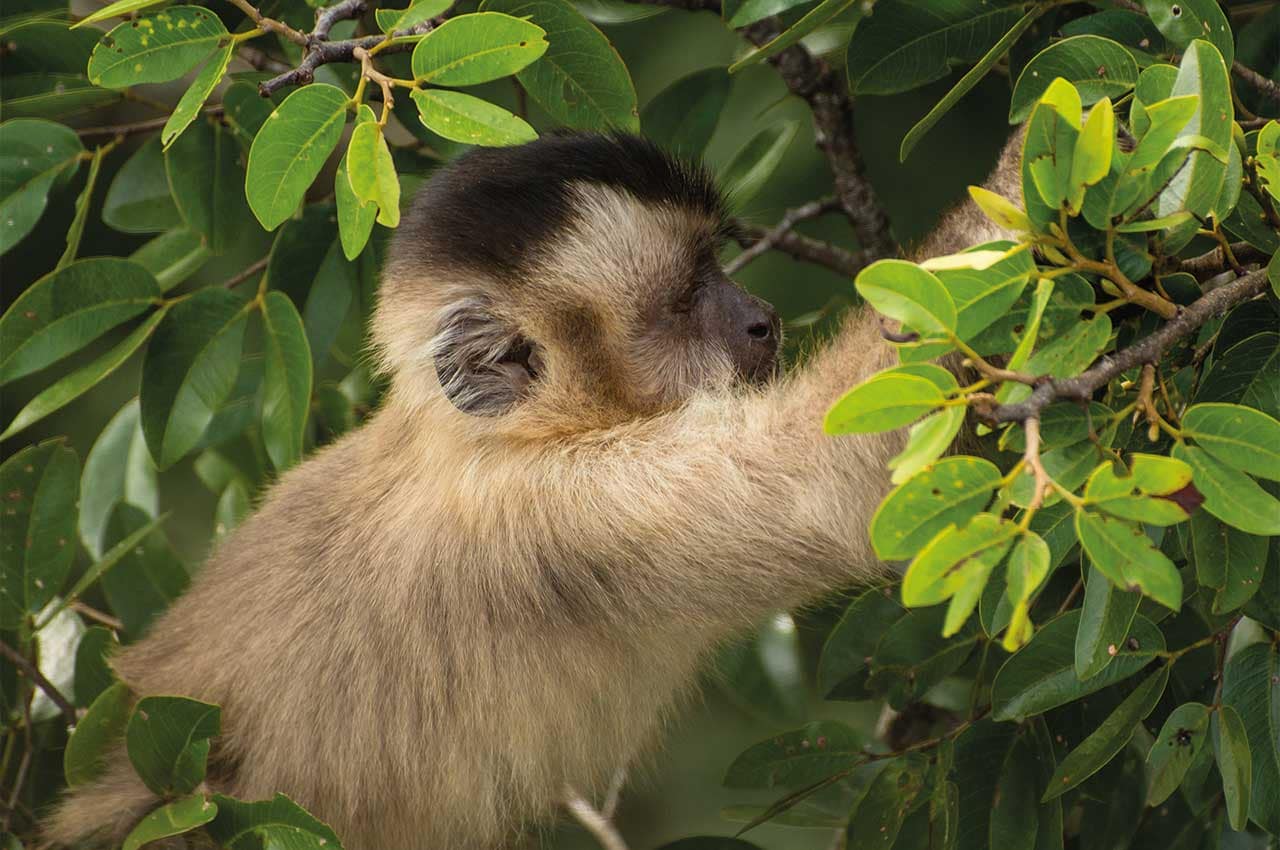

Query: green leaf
[87,7,227,89]
[0,441,79,628]
[999,401,1111,453]
[730,0,862,73]
[410,12,547,86]
[1173,444,1280,536]
[223,80,276,146]
[126,695,220,796]
[887,405,965,485]
[1182,402,1280,481]
[1001,533,1049,651]
[99,504,188,638]
[1067,97,1115,213]
[377,0,452,32]
[214,479,250,537]
[870,456,1001,560]
[988,731,1040,850]
[73,626,118,708]
[75,0,176,28]
[246,83,349,230]
[1042,664,1168,800]
[1075,510,1182,610]
[1009,36,1138,123]
[58,142,104,269]
[64,681,131,787]
[855,259,956,337]
[482,0,637,131]
[0,309,164,441]
[335,108,377,260]
[874,606,979,708]
[845,0,1023,95]
[346,120,400,228]
[847,756,929,845]
[260,292,312,472]
[723,720,863,789]
[1141,0,1233,65]
[719,122,798,210]
[1220,642,1280,834]
[1191,511,1267,613]
[991,610,1165,721]
[641,67,730,162]
[1156,40,1233,221]
[161,42,232,149]
[1213,704,1252,831]
[967,188,1031,233]
[817,586,904,698]
[301,240,356,367]
[410,88,537,147]
[720,0,809,27]
[140,287,251,468]
[79,399,157,557]
[1074,561,1141,680]
[103,136,181,234]
[130,228,211,291]
[899,6,1045,161]
[168,120,258,255]
[1259,121,1280,204]
[0,257,160,384]
[5,19,104,72]
[901,513,1016,608]
[0,118,84,255]
[122,795,217,850]
[1145,702,1211,806]
[0,72,122,119]
[823,370,947,435]
[206,793,343,848]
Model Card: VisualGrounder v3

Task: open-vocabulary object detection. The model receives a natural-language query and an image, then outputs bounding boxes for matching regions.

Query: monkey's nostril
[747,322,772,340]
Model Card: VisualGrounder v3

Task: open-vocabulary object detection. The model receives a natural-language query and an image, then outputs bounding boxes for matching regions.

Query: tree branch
[1173,241,1270,278]
[1232,60,1280,105]
[0,641,76,729]
[257,18,441,97]
[725,197,863,276]
[565,787,629,850]
[971,266,1271,426]
[311,0,367,44]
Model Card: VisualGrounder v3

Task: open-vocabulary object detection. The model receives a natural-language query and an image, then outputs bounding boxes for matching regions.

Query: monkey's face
[377,133,781,423]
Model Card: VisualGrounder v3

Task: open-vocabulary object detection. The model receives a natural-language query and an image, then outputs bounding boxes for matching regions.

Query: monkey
[46,131,1020,849]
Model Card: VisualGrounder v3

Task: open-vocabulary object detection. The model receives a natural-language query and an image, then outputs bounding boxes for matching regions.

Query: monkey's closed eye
[671,281,704,314]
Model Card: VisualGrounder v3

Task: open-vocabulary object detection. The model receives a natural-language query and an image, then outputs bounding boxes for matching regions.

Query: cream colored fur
[45,136,1019,849]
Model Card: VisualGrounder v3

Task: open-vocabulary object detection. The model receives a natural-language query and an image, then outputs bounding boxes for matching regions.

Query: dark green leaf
[0,309,164,442]
[0,440,79,628]
[817,586,904,698]
[168,119,258,254]
[79,399,158,557]
[989,731,1039,850]
[223,80,276,146]
[104,137,181,234]
[126,695,220,796]
[64,681,131,787]
[72,626,118,708]
[0,118,84,255]
[1189,510,1267,614]
[1213,704,1251,831]
[122,794,217,850]
[0,72,121,119]
[723,720,862,789]
[1173,444,1280,536]
[1182,402,1280,481]
[1075,561,1141,680]
[140,287,251,468]
[1145,701,1211,806]
[1221,642,1280,833]
[1156,39,1233,221]
[719,122,798,210]
[846,755,929,846]
[873,606,980,708]
[481,0,638,131]
[0,257,159,384]
[641,67,730,161]
[206,793,343,848]
[991,610,1165,721]
[58,141,104,269]
[731,0,862,73]
[260,292,312,472]
[1043,664,1168,800]
[99,504,188,638]
[1010,36,1138,123]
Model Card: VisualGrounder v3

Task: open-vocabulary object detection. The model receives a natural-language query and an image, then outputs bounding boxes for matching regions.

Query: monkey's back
[51,407,706,849]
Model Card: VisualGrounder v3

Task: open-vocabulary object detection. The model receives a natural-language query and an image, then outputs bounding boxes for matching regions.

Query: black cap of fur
[390,132,725,281]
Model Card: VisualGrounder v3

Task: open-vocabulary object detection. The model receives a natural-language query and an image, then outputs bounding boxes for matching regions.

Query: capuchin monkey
[47,132,1018,849]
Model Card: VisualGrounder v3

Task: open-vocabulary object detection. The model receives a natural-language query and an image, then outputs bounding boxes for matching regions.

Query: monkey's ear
[432,300,542,416]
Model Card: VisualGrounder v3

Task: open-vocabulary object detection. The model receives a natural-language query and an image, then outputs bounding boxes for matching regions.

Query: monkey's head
[375,133,780,430]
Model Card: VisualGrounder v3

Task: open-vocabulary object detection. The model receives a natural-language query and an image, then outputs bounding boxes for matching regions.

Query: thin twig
[565,787,629,850]
[77,106,225,138]
[1023,417,1050,511]
[312,0,366,44]
[72,601,124,631]
[1174,241,1269,277]
[235,43,293,73]
[725,197,840,275]
[258,17,440,96]
[223,256,270,289]
[733,222,870,277]
[973,267,1271,426]
[227,0,309,44]
[0,641,76,728]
